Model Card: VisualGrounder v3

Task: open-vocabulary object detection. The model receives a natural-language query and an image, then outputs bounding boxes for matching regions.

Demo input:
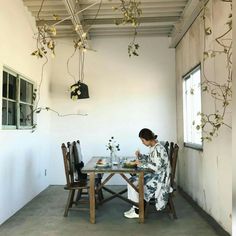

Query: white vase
[111,151,119,165]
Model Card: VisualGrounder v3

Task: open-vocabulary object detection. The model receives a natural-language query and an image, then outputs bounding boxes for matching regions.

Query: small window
[183,65,202,150]
[2,68,34,129]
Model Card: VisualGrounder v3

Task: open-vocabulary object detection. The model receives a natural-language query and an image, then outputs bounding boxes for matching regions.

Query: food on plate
[123,160,137,168]
[96,159,107,166]
[96,159,103,164]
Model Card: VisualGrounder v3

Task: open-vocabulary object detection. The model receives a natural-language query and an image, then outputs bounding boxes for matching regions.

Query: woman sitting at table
[124,128,172,219]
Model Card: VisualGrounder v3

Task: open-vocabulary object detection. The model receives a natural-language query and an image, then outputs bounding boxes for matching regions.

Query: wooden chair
[145,142,179,219]
[61,143,89,217]
[68,140,104,203]
[167,143,179,219]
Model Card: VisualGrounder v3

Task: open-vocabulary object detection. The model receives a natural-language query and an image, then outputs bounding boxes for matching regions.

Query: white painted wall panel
[176,0,232,233]
[0,0,51,225]
[49,36,176,185]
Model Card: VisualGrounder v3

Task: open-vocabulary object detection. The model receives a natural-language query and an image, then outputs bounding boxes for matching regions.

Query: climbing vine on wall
[194,0,232,141]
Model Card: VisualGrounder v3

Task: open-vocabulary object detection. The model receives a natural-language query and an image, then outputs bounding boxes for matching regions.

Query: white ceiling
[23,0,191,40]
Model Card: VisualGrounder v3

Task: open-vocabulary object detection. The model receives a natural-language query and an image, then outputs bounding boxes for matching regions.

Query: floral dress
[132,142,172,211]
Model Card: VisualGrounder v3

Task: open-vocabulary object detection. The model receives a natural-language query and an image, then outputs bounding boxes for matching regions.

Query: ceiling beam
[170,0,209,47]
[90,32,170,37]
[83,7,184,13]
[23,0,65,7]
[63,0,87,42]
[82,16,180,25]
[78,0,188,4]
[80,2,187,9]
[36,19,73,26]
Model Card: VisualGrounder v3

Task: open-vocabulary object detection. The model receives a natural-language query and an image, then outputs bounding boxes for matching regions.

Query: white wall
[49,36,176,184]
[232,2,236,235]
[0,0,51,224]
[176,0,232,233]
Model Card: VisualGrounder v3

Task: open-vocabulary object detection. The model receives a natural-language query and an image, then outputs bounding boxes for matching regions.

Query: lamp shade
[70,81,89,100]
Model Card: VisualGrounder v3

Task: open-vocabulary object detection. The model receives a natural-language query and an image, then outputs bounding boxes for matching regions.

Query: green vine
[113,0,142,57]
[194,0,232,142]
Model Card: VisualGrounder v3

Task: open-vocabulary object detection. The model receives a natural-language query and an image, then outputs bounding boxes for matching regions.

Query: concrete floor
[0,185,227,236]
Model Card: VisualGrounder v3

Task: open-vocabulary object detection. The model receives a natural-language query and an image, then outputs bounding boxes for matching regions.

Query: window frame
[2,67,34,130]
[183,64,203,151]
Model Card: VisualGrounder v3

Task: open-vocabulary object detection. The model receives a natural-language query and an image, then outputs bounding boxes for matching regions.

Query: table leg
[138,171,144,223]
[89,172,95,223]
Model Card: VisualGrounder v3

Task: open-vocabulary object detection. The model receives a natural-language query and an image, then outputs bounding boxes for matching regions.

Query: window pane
[20,80,33,104]
[20,104,33,126]
[8,101,16,125]
[183,67,202,146]
[2,99,7,125]
[3,71,7,98]
[9,74,17,100]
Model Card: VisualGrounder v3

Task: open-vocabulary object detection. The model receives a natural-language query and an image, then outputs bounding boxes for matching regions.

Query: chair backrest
[170,144,179,188]
[67,140,87,181]
[61,143,75,187]
[74,140,83,162]
[164,141,174,163]
[164,141,169,155]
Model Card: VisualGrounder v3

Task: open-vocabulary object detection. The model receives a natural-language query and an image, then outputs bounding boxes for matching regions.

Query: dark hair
[139,128,157,141]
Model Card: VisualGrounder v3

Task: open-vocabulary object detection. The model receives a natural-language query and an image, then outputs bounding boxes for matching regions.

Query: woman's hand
[135,160,141,166]
[135,150,141,158]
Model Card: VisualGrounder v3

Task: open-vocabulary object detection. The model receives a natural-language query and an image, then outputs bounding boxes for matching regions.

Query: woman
[124,128,172,219]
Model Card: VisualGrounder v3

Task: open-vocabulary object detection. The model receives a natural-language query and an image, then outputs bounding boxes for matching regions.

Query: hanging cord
[80,50,85,83]
[67,47,78,84]
[36,0,45,20]
[78,49,85,83]
[84,0,103,34]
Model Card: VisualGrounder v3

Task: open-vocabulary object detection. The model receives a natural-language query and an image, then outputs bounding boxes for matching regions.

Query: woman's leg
[127,180,139,203]
[124,180,140,218]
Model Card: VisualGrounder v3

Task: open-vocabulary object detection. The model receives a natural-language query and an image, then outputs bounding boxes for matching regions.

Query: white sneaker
[123,206,135,216]
[124,210,139,219]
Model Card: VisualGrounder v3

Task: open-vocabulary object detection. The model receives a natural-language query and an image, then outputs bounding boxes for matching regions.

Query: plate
[96,163,109,167]
[123,162,137,168]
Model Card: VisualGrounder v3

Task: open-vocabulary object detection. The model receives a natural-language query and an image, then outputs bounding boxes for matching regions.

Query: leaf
[203,51,209,60]
[202,86,208,92]
[226,19,232,29]
[49,26,57,36]
[205,27,212,35]
[47,40,55,50]
[33,93,37,101]
[53,14,60,20]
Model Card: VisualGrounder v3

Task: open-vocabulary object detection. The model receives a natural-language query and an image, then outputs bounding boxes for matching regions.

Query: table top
[82,156,149,173]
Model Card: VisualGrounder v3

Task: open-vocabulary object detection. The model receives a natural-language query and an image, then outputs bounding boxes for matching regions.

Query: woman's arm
[139,146,167,172]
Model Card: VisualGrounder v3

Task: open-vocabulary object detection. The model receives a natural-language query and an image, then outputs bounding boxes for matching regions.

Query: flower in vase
[106,136,120,154]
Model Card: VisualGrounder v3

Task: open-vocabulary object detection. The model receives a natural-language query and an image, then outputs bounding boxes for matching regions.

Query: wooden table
[82,157,150,224]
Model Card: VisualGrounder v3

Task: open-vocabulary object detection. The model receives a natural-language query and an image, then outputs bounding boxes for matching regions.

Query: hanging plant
[31,0,56,58]
[113,0,142,57]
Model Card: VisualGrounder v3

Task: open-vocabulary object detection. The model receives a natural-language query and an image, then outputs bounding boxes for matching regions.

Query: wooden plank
[120,173,139,193]
[89,172,95,224]
[138,172,144,223]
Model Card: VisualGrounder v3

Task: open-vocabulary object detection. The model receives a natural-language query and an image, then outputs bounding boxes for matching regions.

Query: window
[2,68,34,129]
[183,65,202,150]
